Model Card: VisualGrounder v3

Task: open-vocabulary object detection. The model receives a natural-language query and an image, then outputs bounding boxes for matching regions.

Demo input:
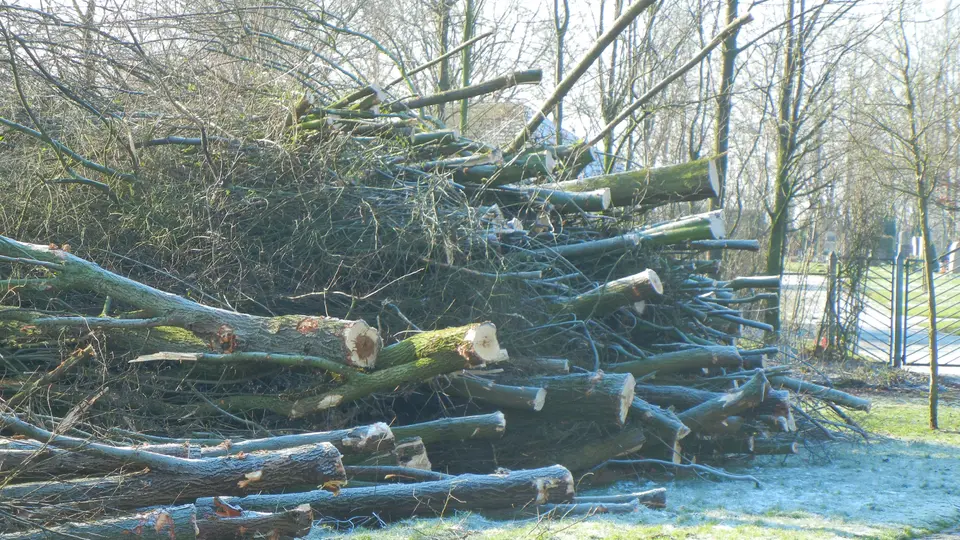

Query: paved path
[781,274,960,376]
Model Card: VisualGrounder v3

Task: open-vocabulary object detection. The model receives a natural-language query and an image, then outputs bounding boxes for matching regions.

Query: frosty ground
[311,388,960,539]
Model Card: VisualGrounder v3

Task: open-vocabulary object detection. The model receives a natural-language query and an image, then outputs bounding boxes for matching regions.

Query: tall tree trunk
[917,184,939,429]
[459,0,476,132]
[437,0,453,119]
[553,0,569,144]
[709,0,740,264]
[764,0,798,335]
[900,22,939,429]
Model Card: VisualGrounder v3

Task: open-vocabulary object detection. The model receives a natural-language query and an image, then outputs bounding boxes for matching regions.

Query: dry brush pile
[0,3,869,538]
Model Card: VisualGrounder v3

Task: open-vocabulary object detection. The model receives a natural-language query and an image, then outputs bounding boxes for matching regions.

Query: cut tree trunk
[550,157,720,208]
[390,412,506,444]
[195,465,575,520]
[505,356,570,375]
[0,439,200,481]
[453,151,556,186]
[0,236,381,368]
[530,371,636,426]
[634,384,722,411]
[514,185,611,213]
[344,465,452,484]
[445,374,546,411]
[752,438,800,455]
[346,436,431,470]
[196,503,313,539]
[375,322,501,369]
[551,269,663,319]
[534,212,725,259]
[677,372,770,432]
[3,443,346,510]
[199,423,394,457]
[538,426,646,472]
[609,346,742,378]
[0,504,199,540]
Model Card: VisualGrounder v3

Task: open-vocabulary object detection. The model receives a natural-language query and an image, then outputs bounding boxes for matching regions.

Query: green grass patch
[855,398,960,443]
[785,260,829,275]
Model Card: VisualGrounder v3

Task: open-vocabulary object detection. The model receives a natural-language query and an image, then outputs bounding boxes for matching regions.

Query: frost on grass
[312,436,960,539]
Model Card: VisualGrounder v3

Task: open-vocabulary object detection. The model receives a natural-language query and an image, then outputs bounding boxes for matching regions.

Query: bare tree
[853,1,960,428]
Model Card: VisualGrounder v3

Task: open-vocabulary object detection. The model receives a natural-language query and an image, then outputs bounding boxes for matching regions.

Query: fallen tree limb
[289,349,507,417]
[196,465,576,520]
[199,423,394,457]
[677,372,770,432]
[533,212,725,259]
[609,346,743,378]
[551,269,663,319]
[345,465,452,483]
[575,487,667,509]
[390,69,542,111]
[390,412,506,444]
[196,503,313,539]
[550,157,720,208]
[0,236,381,368]
[0,504,199,540]
[445,374,546,411]
[769,376,870,412]
[2,443,346,509]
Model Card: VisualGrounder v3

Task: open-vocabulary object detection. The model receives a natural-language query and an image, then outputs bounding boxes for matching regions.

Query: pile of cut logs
[0,56,870,540]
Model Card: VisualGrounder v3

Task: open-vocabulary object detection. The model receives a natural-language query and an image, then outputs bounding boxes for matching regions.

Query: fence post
[892,250,906,368]
[826,251,839,352]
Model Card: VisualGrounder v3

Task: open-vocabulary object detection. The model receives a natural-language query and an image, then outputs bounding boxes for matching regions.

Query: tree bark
[609,346,743,378]
[196,503,313,539]
[0,504,199,540]
[199,423,394,457]
[529,372,636,426]
[551,269,663,319]
[3,443,346,510]
[677,372,770,432]
[768,375,870,411]
[445,374,546,411]
[195,465,575,520]
[376,322,502,369]
[390,412,506,444]
[552,157,720,208]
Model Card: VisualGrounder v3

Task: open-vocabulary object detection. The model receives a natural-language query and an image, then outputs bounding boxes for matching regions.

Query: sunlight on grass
[855,399,960,442]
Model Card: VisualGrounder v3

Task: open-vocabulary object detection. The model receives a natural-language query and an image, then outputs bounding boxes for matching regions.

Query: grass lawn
[785,260,829,275]
[314,391,960,540]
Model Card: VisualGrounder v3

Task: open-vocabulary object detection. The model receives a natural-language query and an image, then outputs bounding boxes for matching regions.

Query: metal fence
[900,256,960,367]
[783,248,960,368]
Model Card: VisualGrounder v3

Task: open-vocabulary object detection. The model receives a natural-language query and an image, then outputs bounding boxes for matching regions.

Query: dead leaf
[213,496,242,518]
